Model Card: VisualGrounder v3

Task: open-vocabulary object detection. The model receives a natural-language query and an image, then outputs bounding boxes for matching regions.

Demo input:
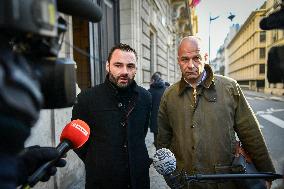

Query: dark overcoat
[148,79,167,134]
[72,78,152,189]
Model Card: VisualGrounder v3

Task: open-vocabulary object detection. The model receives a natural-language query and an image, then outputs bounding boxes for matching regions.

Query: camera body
[0,0,77,155]
[0,0,57,37]
[0,0,77,120]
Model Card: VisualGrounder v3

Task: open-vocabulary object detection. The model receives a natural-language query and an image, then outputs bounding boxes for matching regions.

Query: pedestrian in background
[72,43,152,189]
[157,36,275,189]
[148,72,167,148]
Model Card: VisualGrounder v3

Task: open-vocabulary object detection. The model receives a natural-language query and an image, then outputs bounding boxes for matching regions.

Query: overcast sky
[195,0,266,60]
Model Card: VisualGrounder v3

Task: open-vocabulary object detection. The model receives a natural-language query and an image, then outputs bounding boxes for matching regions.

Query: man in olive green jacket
[157,36,275,189]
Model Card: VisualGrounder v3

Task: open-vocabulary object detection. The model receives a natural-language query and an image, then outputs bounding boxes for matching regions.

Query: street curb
[243,90,284,102]
[269,97,284,102]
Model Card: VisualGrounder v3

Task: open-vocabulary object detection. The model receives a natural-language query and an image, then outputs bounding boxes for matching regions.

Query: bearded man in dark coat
[72,43,152,189]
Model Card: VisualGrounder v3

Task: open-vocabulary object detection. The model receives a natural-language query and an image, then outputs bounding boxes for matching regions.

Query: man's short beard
[109,71,134,88]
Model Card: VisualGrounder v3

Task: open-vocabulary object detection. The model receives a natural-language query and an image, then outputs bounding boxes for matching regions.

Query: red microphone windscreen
[60,119,90,149]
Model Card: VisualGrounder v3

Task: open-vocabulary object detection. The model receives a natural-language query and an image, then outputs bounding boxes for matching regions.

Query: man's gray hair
[179,36,202,46]
[178,35,207,55]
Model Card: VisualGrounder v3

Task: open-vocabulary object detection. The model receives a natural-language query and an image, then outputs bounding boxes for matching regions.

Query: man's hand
[17,145,66,185]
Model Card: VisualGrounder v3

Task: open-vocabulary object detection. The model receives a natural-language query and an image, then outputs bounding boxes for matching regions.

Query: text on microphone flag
[71,122,89,136]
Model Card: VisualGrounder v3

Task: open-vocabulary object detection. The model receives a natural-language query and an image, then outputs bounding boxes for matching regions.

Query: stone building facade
[226,0,284,95]
[226,3,266,91]
[120,0,178,88]
[120,0,198,88]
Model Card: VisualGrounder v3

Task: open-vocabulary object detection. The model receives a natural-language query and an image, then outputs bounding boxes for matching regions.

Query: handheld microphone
[23,119,90,188]
[153,148,176,176]
[57,0,102,22]
[153,148,183,189]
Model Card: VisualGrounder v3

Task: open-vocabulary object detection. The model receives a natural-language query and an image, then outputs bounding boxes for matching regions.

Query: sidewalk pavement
[145,130,170,189]
[243,90,284,102]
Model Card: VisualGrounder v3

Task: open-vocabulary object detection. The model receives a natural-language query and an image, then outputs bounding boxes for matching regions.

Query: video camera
[259,0,284,83]
[0,0,102,154]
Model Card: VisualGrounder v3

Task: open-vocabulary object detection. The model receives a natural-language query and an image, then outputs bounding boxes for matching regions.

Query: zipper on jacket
[193,88,197,110]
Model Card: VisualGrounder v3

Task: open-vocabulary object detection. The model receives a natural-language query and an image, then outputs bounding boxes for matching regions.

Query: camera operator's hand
[16,145,66,185]
[163,172,184,189]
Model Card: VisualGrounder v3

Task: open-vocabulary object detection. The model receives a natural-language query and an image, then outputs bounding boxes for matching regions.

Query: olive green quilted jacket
[157,64,275,189]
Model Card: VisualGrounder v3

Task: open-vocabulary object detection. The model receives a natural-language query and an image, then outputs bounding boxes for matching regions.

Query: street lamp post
[209,13,219,65]
[208,12,235,65]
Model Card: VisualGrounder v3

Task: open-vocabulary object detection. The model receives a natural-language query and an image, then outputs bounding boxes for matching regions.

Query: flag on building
[189,0,201,8]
